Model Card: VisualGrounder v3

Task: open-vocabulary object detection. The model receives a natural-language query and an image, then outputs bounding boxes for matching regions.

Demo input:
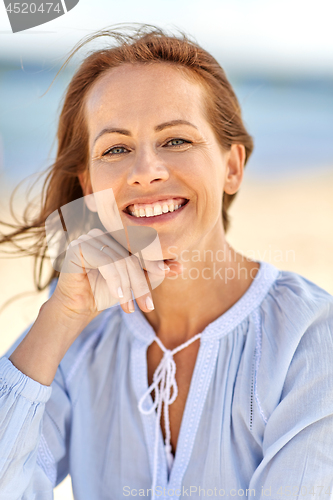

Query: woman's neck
[142,238,260,349]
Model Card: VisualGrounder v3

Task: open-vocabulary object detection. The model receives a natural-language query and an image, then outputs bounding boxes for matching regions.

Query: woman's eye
[102,146,129,156]
[165,138,191,147]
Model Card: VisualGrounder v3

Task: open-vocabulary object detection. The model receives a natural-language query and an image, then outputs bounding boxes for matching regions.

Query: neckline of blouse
[120,260,280,344]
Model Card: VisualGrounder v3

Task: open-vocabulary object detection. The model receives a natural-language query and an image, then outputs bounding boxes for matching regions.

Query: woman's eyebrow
[93,128,130,146]
[155,120,198,132]
[93,120,198,146]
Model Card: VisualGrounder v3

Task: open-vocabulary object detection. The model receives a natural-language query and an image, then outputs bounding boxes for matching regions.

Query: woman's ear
[223,144,245,195]
[78,171,98,212]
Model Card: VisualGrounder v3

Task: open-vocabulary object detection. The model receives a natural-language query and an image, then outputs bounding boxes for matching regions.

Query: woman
[1,25,333,499]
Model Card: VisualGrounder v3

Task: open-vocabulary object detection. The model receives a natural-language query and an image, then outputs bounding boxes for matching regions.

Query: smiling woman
[0,24,333,500]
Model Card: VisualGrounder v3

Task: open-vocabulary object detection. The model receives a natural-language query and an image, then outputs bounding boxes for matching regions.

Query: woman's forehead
[85,63,206,122]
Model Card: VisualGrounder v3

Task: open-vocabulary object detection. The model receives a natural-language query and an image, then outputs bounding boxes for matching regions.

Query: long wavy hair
[0,24,254,292]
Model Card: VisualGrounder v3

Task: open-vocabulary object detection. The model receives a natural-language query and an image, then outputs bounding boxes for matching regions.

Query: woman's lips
[122,199,189,224]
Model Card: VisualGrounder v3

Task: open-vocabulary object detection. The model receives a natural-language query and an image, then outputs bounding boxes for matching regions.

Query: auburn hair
[0,24,254,291]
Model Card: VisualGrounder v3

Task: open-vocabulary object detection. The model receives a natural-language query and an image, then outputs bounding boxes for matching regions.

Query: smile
[123,198,189,223]
[124,198,189,218]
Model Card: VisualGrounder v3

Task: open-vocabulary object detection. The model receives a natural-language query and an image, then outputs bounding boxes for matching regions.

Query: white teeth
[153,204,162,215]
[128,200,187,217]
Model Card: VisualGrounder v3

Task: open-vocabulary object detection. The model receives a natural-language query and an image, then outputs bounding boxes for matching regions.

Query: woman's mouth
[123,198,189,223]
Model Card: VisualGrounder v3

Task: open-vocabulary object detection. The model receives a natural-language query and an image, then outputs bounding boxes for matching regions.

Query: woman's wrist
[44,293,95,332]
[8,297,91,387]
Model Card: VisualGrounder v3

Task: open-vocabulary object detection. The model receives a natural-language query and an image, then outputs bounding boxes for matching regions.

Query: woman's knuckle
[115,260,127,273]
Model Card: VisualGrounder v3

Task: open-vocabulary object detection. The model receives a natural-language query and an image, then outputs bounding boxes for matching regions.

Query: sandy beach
[0,168,332,499]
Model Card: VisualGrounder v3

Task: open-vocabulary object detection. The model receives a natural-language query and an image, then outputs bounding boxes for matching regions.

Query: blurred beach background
[0,0,332,498]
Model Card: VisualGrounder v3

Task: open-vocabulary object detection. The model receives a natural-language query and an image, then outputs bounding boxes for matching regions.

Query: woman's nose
[127,149,169,188]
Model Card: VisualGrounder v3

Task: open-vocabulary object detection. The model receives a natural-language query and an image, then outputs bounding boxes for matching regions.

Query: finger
[63,235,116,273]
[77,235,131,308]
[87,269,119,311]
[112,257,136,314]
[98,261,124,301]
[77,233,125,299]
[142,258,170,276]
[142,258,183,277]
[125,254,155,313]
[64,237,126,309]
[164,260,184,275]
[84,231,136,303]
[62,233,138,314]
[86,229,174,280]
[87,228,130,260]
[72,233,137,314]
[145,259,183,289]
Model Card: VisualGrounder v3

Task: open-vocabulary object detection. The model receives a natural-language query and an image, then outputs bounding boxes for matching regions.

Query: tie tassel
[165,442,174,473]
[137,333,202,500]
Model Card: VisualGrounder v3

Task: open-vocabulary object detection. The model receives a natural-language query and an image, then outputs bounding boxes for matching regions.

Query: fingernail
[118,287,124,298]
[146,296,154,310]
[158,262,170,271]
[129,300,135,313]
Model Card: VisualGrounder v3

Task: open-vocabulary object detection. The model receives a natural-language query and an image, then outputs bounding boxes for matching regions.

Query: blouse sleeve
[249,293,333,499]
[0,325,72,499]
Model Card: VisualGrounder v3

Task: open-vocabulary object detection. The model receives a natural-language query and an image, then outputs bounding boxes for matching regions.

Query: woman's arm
[0,326,72,498]
[249,298,333,498]
[0,271,91,497]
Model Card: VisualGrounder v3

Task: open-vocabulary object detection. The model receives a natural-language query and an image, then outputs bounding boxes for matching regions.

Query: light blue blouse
[1,260,333,499]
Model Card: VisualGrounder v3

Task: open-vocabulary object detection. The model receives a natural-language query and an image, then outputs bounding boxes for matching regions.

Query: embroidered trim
[252,308,268,425]
[121,261,280,343]
[36,432,57,487]
[207,263,280,340]
[0,377,8,397]
[168,339,219,497]
[175,340,215,474]
[250,354,255,432]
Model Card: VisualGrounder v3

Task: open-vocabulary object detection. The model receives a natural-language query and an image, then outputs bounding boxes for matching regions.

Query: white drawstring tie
[138,333,202,499]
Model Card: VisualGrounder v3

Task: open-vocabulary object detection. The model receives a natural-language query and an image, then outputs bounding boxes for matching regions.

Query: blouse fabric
[0,260,333,500]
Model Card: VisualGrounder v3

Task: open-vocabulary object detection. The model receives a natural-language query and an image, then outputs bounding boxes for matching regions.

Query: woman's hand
[51,228,183,323]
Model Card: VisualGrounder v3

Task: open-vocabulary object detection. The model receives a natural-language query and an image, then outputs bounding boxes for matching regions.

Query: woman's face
[83,62,243,259]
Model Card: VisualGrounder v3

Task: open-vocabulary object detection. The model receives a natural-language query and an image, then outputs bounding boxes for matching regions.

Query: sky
[0,0,333,77]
